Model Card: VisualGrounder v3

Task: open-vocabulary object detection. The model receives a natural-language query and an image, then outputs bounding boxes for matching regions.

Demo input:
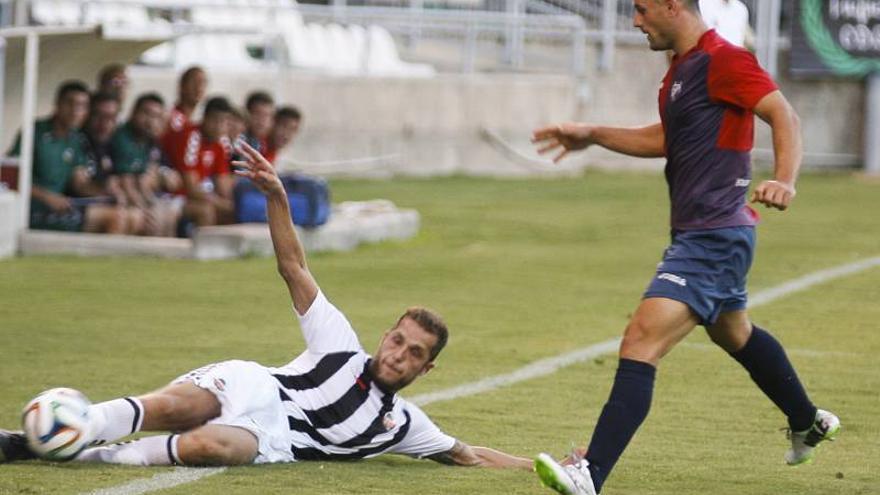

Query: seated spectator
[168,96,235,228]
[242,91,274,156]
[111,93,184,237]
[8,81,127,233]
[265,106,302,164]
[81,92,143,233]
[97,63,129,106]
[161,66,207,167]
[81,93,126,201]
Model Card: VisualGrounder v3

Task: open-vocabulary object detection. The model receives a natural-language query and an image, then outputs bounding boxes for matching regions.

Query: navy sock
[585,358,656,493]
[730,325,817,431]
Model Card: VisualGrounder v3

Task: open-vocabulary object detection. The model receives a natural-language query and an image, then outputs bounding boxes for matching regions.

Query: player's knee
[620,318,664,362]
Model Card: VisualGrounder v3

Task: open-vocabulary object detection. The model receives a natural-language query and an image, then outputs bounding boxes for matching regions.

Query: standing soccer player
[531,1,839,494]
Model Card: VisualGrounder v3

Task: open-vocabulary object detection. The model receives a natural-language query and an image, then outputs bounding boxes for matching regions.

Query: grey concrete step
[17,200,420,260]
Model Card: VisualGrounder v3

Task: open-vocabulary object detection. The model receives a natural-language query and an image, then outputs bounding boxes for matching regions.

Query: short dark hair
[133,92,165,113]
[275,106,302,122]
[56,80,90,104]
[90,91,120,112]
[203,96,233,117]
[245,91,274,112]
[179,66,205,86]
[397,307,449,362]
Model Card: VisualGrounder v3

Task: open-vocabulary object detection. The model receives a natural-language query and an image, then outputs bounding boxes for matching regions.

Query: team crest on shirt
[670,81,683,101]
[382,412,396,431]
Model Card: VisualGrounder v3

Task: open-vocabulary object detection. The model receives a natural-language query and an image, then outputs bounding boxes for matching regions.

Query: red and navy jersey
[659,29,777,231]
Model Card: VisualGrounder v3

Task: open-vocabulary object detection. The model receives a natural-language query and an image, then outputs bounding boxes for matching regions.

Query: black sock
[585,358,656,493]
[730,325,817,431]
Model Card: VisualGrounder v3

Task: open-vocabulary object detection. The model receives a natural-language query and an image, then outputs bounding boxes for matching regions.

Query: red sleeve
[707,48,777,110]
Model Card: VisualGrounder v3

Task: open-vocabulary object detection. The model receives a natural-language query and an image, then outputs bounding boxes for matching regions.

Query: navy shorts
[643,226,755,326]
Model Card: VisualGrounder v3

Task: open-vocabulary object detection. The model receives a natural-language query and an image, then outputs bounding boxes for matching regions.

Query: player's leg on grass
[537,298,699,494]
[77,424,257,466]
[89,382,221,446]
[709,310,840,464]
[177,424,258,465]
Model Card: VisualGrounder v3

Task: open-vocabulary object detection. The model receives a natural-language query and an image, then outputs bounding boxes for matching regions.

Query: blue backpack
[234,174,331,227]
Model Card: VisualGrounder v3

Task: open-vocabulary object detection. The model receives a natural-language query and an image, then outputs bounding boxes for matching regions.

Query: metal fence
[1,0,786,75]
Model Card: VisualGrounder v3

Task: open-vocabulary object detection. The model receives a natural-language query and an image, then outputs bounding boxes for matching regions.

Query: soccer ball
[21,388,92,461]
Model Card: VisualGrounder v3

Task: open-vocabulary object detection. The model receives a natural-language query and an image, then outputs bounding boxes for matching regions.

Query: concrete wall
[6,43,864,177]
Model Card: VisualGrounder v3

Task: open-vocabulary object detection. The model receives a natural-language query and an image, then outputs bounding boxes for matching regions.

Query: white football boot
[785,409,841,465]
[534,452,598,495]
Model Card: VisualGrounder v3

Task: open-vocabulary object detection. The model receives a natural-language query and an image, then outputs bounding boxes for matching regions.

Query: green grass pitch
[0,172,878,494]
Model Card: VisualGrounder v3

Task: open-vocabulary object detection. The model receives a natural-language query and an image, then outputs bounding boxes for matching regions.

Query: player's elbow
[276,259,307,284]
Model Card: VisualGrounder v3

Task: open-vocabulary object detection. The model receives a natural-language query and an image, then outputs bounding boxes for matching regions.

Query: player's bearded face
[370,318,437,392]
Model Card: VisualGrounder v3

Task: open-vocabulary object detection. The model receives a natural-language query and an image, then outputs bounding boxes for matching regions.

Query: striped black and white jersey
[266,290,456,461]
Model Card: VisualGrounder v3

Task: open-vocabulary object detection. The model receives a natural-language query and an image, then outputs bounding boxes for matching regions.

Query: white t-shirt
[699,0,751,47]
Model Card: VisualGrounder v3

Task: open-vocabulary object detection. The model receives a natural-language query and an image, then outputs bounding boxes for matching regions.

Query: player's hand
[559,447,587,466]
[531,122,597,163]
[45,193,72,212]
[750,180,796,211]
[232,141,284,198]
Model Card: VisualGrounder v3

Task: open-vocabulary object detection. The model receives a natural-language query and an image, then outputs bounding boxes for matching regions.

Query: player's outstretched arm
[427,440,532,470]
[751,90,802,211]
[233,142,319,314]
[532,122,665,162]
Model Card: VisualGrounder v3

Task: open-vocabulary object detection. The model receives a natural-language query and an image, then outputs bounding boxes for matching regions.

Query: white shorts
[173,360,294,464]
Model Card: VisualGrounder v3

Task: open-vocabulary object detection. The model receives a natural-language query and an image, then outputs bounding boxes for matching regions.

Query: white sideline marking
[85,256,880,494]
[409,339,622,407]
[83,467,225,495]
[748,256,880,307]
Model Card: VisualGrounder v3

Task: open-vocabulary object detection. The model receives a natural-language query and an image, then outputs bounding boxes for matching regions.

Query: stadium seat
[31,0,82,26]
[366,25,435,77]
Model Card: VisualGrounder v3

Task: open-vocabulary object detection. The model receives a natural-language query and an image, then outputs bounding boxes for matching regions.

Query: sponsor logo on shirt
[735,178,751,187]
[671,81,683,101]
[658,272,687,287]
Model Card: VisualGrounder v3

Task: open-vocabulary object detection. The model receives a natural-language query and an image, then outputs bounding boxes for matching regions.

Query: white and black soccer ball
[21,387,92,461]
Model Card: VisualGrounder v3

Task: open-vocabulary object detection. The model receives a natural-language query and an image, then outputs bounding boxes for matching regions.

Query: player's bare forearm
[237,142,318,313]
[755,91,802,185]
[592,123,666,158]
[427,441,532,470]
[533,122,664,163]
[752,91,802,210]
